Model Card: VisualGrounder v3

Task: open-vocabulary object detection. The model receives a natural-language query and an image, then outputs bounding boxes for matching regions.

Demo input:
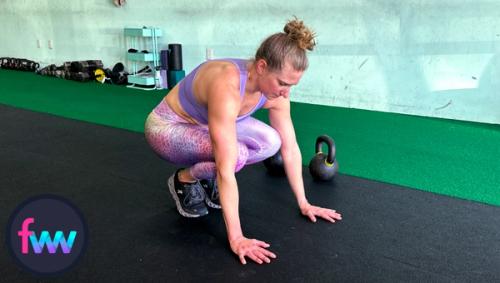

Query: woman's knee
[236,118,282,164]
[235,141,249,172]
[191,142,248,177]
[261,126,282,158]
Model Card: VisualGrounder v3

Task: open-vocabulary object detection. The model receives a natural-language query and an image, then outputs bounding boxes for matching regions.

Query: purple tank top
[177,58,267,124]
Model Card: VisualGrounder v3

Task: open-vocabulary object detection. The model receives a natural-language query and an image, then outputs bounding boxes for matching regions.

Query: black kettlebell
[309,135,338,181]
[263,151,285,176]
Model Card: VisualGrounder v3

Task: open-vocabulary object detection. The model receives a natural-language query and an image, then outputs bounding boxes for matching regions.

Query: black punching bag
[168,44,183,71]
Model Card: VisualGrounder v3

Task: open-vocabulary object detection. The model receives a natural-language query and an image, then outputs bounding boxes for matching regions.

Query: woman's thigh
[145,111,213,165]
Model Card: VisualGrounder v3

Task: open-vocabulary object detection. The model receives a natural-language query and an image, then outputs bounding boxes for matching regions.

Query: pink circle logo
[6,194,88,276]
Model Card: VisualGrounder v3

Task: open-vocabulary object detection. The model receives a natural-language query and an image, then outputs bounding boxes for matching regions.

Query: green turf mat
[0,69,163,132]
[1,69,500,206]
[255,106,500,206]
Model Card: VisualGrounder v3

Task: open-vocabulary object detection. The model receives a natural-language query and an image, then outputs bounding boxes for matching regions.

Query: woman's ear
[255,59,268,75]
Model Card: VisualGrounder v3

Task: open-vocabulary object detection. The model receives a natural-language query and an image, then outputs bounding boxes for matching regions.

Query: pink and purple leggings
[144,101,281,180]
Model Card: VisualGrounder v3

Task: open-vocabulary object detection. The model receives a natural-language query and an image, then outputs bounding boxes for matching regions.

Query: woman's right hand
[229,236,277,264]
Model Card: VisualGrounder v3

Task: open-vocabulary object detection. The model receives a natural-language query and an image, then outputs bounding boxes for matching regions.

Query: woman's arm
[268,97,308,207]
[207,67,276,264]
[268,97,342,223]
[207,80,242,242]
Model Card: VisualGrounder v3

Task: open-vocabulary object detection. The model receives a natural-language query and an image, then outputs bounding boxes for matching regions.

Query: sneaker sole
[205,198,221,209]
[167,175,208,218]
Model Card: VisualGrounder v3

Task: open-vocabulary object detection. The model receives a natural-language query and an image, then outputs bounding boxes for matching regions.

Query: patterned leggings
[144,100,281,180]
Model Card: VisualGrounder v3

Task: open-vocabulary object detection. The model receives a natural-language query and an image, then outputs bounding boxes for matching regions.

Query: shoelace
[210,181,219,200]
[202,180,219,200]
[183,183,205,206]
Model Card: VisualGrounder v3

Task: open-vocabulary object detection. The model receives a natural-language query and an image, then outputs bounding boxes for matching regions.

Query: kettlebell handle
[315,135,336,164]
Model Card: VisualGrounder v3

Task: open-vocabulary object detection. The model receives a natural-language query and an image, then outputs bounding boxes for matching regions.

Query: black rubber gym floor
[1,103,499,282]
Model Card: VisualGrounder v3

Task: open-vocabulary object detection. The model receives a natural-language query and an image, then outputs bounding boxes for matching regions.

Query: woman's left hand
[300,203,342,223]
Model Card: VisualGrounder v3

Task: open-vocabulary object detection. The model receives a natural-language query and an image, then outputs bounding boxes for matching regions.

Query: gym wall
[1,0,499,124]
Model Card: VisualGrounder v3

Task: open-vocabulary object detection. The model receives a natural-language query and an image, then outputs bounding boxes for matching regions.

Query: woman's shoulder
[201,59,242,74]
[197,60,242,85]
[193,60,242,102]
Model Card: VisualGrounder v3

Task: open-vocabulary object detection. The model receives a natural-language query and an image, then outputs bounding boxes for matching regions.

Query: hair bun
[284,17,316,51]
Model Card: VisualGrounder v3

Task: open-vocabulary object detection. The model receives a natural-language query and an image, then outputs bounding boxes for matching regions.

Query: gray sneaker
[167,169,209,218]
[199,179,221,209]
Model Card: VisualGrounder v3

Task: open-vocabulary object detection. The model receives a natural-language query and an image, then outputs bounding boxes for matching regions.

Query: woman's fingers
[329,209,342,220]
[237,240,277,265]
[307,211,317,222]
[262,248,277,259]
[324,209,342,220]
[305,206,342,223]
[251,250,269,264]
[323,214,336,223]
[239,254,247,265]
[254,239,270,248]
[320,209,338,223]
[247,251,263,264]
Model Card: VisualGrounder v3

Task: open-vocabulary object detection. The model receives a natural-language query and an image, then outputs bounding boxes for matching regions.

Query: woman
[145,18,342,265]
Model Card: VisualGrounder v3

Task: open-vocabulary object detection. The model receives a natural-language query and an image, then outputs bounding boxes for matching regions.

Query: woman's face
[257,60,303,100]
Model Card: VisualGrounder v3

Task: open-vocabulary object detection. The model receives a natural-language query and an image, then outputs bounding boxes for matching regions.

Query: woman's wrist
[298,198,309,210]
[228,234,244,245]
[226,224,244,243]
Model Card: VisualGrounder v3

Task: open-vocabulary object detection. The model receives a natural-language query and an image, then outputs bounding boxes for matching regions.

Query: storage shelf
[124,27,161,89]
[127,74,155,85]
[124,28,162,37]
[127,52,155,62]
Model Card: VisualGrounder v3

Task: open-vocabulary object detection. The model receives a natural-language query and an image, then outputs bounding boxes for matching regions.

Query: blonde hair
[255,17,316,72]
